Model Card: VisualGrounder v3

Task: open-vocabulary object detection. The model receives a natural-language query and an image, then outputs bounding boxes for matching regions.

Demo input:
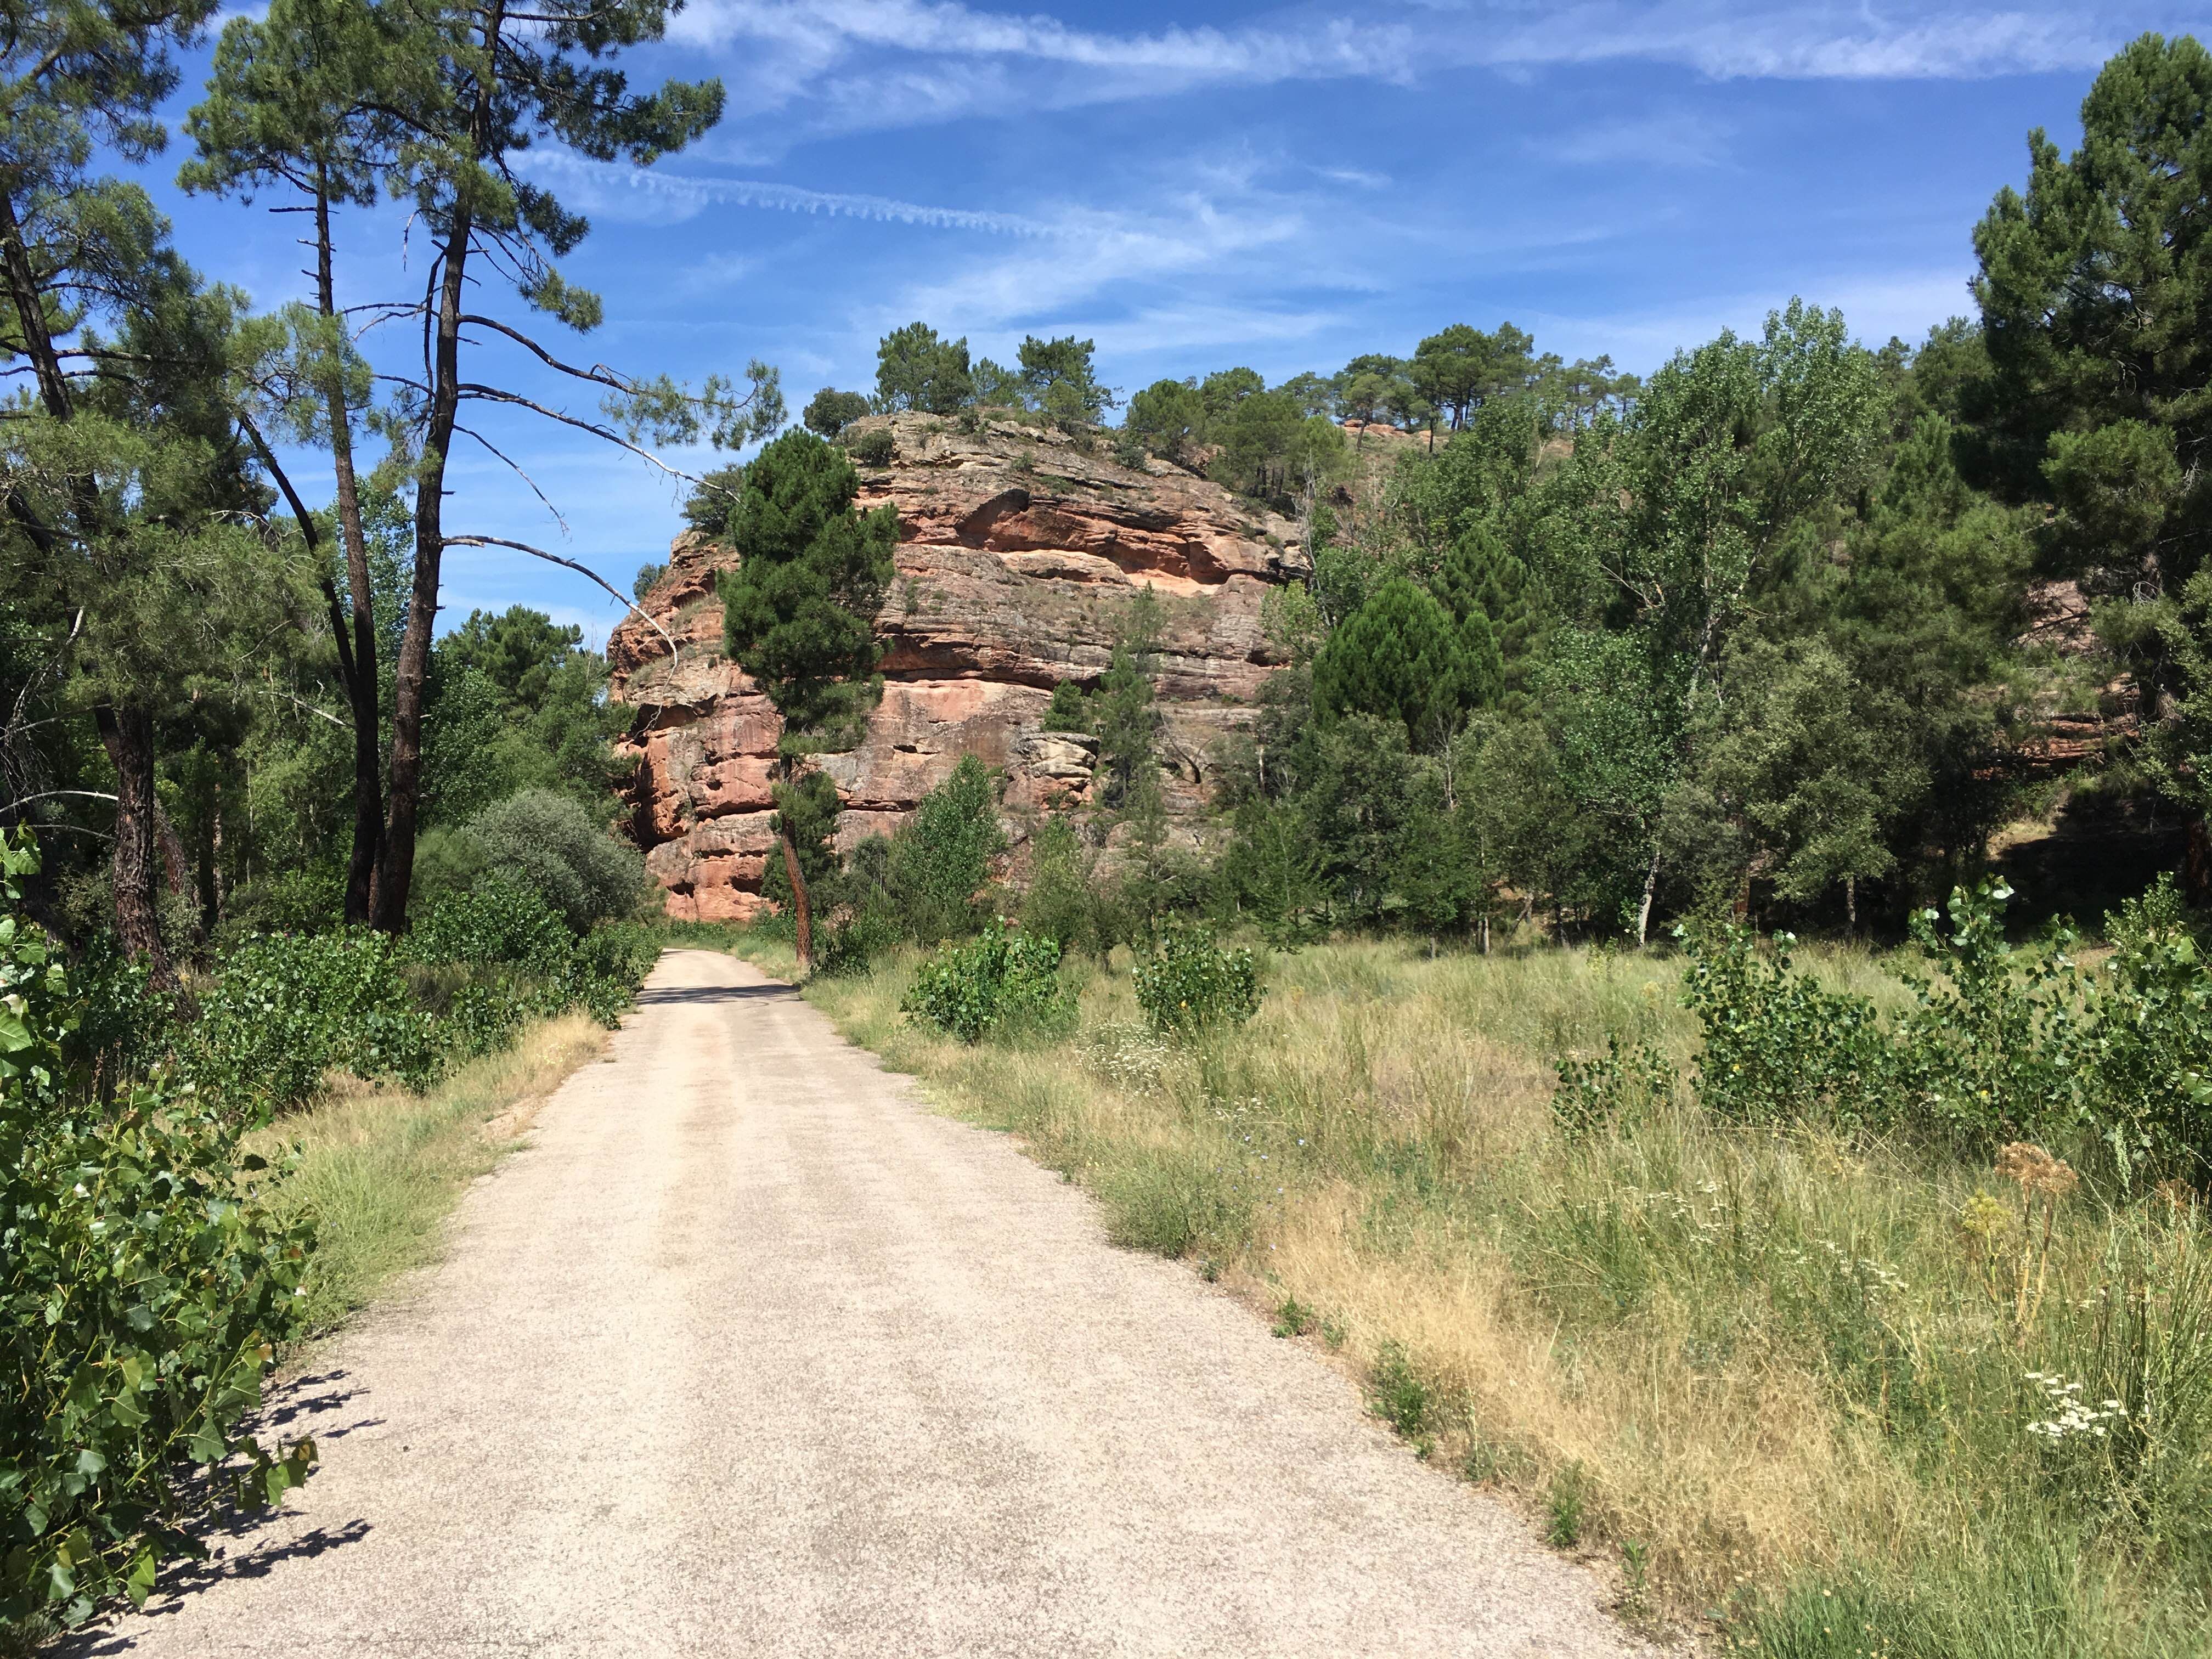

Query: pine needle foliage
[719,430,900,753]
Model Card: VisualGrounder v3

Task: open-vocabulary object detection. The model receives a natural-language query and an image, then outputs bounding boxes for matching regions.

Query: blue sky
[142,0,2209,645]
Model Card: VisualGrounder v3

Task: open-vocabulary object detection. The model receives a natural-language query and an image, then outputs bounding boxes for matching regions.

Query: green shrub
[2,833,317,1635]
[223,864,344,937]
[847,426,895,466]
[563,922,660,1025]
[1677,878,2212,1178]
[1132,917,1261,1035]
[1018,817,1099,951]
[466,789,646,932]
[1682,923,1886,1126]
[194,930,439,1111]
[1553,1034,1677,1141]
[59,941,174,1101]
[409,885,657,1039]
[826,759,1006,967]
[900,921,1071,1043]
[408,879,571,970]
[890,755,1003,943]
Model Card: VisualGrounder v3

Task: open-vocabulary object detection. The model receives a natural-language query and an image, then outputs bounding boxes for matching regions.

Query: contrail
[515,152,1044,236]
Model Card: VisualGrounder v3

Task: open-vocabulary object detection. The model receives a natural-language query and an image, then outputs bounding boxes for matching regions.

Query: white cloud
[673,0,1417,81]
[889,192,1309,334]
[662,0,2147,151]
[1546,111,1735,168]
[1481,4,2118,81]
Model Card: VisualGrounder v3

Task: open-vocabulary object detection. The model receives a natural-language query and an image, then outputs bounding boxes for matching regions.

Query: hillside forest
[6,6,2212,1655]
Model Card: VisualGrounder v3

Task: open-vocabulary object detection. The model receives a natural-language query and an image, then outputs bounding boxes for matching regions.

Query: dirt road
[73,948,1645,1658]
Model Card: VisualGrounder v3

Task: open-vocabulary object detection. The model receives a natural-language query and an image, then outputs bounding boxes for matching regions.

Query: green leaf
[125,1545,159,1609]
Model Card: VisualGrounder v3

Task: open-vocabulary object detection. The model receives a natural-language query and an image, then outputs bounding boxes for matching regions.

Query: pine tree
[720,431,899,971]
[181,0,420,923]
[240,0,780,932]
[1313,578,1497,749]
[0,0,268,978]
[1435,526,1536,696]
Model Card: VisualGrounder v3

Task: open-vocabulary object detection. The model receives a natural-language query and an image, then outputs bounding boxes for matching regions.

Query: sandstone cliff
[607,413,1309,921]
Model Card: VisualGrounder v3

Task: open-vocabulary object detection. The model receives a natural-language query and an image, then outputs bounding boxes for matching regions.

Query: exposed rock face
[608,413,1306,921]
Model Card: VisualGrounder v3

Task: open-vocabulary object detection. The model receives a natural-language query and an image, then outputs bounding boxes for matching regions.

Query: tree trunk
[1845,872,1858,938]
[0,180,74,421]
[1635,840,1661,948]
[154,797,191,899]
[315,174,385,926]
[781,819,814,974]
[372,80,490,932]
[95,703,172,986]
[199,778,223,935]
[2185,816,2211,907]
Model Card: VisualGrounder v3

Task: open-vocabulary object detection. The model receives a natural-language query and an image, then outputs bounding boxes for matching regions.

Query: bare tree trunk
[373,22,496,932]
[95,704,172,986]
[314,174,385,926]
[1635,840,1661,948]
[1846,873,1858,938]
[199,778,223,935]
[781,819,813,974]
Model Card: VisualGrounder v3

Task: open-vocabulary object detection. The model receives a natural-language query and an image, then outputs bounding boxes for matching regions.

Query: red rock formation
[608,413,1306,921]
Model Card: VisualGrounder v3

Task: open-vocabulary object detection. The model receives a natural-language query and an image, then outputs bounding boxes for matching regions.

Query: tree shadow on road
[636,982,792,1006]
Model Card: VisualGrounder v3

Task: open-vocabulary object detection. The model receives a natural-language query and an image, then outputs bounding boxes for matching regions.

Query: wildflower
[1957,1192,2011,1248]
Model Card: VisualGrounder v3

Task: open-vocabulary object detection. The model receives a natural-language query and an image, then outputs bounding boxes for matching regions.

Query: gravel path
[70,948,1648,1658]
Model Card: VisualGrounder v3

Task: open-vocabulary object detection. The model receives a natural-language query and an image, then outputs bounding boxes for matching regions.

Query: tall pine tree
[718,431,898,971]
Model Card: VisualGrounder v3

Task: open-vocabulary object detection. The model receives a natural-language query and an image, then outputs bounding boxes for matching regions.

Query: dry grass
[261,1013,606,1334]
[746,934,2211,1656]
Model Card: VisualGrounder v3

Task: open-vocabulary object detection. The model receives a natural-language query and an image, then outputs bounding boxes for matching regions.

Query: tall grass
[772,936,2212,1655]
[261,1014,606,1333]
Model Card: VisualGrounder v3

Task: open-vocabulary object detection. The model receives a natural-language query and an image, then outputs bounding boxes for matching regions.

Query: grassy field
[260,1014,607,1334]
[731,932,2211,1658]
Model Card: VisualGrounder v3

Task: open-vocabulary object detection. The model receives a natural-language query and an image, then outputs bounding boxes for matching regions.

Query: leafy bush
[1018,817,1099,952]
[888,755,1003,942]
[2069,879,2212,1180]
[1676,878,2212,1178]
[1553,1034,1677,1141]
[409,884,657,1040]
[2,833,318,1634]
[194,929,439,1111]
[466,789,645,932]
[1682,924,1886,1126]
[847,425,895,465]
[1132,918,1261,1035]
[408,878,572,970]
[900,921,1072,1043]
[828,759,1006,965]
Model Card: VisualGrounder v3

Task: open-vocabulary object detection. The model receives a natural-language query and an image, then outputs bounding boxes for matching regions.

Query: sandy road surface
[69,948,1646,1659]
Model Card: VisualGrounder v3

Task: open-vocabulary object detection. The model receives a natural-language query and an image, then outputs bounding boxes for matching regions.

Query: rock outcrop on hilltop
[607,413,1311,921]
